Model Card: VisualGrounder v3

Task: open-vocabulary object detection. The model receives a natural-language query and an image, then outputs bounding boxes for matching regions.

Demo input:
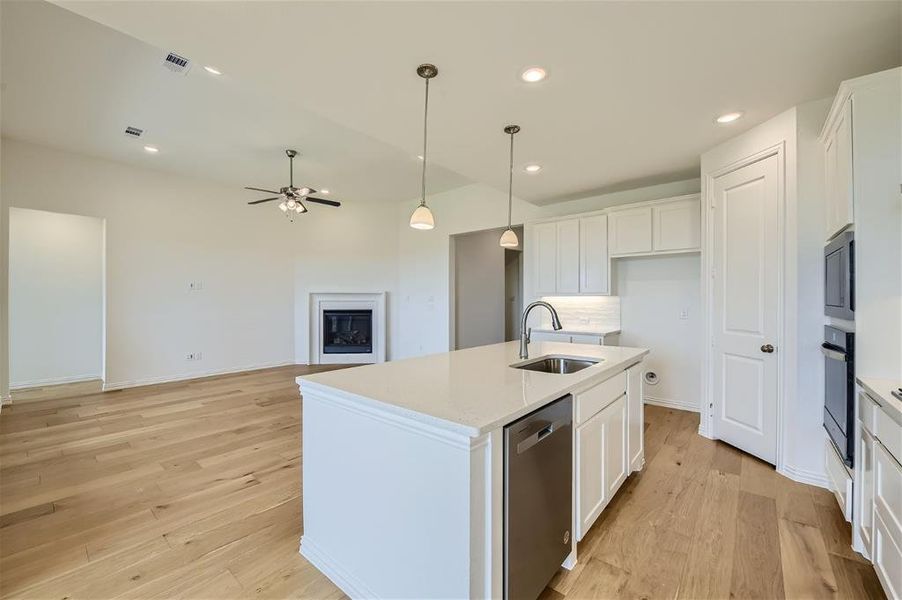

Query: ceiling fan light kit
[246,148,340,222]
[500,124,521,248]
[409,63,438,231]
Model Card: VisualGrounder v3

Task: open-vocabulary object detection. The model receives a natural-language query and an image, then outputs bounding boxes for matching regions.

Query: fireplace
[323,309,373,355]
[309,292,386,364]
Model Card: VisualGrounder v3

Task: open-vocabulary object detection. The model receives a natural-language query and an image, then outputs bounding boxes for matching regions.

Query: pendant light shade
[499,228,519,247]
[500,124,521,248]
[409,64,438,230]
[409,204,435,230]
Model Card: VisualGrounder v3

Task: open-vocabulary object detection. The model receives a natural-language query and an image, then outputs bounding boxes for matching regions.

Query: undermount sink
[512,355,600,374]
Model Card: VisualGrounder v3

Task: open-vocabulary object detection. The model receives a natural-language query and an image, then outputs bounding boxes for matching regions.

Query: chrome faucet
[519,301,563,359]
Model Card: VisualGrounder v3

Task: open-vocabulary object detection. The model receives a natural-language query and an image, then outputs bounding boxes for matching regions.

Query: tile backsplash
[534,296,621,332]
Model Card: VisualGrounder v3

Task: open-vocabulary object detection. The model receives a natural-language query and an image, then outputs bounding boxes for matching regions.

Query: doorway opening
[451,226,523,351]
[8,208,105,399]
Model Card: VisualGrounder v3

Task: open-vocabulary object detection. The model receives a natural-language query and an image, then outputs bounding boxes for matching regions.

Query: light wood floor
[0,366,883,599]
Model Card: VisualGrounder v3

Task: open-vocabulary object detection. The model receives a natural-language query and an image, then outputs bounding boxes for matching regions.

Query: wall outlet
[188,280,204,291]
[186,352,196,361]
[679,309,689,320]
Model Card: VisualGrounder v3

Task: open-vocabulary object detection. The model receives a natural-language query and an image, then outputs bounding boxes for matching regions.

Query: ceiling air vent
[124,126,144,138]
[162,51,191,75]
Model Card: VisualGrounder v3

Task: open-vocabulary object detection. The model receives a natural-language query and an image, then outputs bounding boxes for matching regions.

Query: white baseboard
[643,395,700,413]
[778,463,830,489]
[10,374,102,390]
[102,360,295,392]
[300,535,378,600]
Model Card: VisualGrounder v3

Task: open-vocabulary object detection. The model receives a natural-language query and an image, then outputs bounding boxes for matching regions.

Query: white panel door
[576,410,605,540]
[531,222,557,295]
[603,395,627,498]
[608,207,652,255]
[556,219,580,293]
[653,198,701,252]
[579,215,609,294]
[711,154,780,464]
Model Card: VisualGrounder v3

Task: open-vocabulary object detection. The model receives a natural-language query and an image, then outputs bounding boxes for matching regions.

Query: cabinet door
[608,207,652,255]
[556,219,580,294]
[825,99,854,240]
[603,395,628,498]
[627,366,644,472]
[653,198,700,252]
[874,510,902,600]
[579,214,609,294]
[859,427,875,555]
[576,410,605,541]
[531,222,558,295]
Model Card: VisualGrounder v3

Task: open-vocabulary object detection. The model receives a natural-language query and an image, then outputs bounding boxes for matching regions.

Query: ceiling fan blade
[245,186,281,194]
[247,197,281,205]
[305,197,341,207]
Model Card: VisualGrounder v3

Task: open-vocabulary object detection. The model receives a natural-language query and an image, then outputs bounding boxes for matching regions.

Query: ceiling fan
[246,149,340,218]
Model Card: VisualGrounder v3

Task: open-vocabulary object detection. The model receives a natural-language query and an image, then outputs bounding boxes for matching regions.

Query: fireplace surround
[309,292,386,364]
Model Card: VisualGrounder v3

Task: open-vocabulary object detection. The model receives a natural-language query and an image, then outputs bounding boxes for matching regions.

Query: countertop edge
[297,348,649,438]
[856,376,902,426]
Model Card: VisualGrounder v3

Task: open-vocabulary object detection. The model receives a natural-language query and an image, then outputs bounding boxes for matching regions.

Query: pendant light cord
[507,131,514,229]
[420,77,430,207]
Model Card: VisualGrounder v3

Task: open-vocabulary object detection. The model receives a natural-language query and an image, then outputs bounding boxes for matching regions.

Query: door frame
[700,141,788,472]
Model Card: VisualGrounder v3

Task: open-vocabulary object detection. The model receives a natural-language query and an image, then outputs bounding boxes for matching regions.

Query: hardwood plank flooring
[0,367,884,599]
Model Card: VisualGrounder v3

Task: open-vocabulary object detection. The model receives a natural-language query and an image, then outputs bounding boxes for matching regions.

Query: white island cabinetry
[298,341,647,599]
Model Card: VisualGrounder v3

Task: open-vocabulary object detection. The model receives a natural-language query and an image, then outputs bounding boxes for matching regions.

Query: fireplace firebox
[322,309,373,355]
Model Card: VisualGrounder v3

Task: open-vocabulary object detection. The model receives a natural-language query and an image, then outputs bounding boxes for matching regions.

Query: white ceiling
[4,1,901,206]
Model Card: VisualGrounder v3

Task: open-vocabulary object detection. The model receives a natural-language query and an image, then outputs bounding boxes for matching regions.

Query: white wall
[453,228,506,350]
[614,254,701,411]
[9,208,104,387]
[2,138,297,389]
[396,184,540,358]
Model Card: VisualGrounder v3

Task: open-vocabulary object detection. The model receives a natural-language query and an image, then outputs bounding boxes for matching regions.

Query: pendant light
[499,125,521,248]
[409,64,438,230]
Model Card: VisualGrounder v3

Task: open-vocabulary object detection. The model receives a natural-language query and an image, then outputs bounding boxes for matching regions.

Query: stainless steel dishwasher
[504,395,572,600]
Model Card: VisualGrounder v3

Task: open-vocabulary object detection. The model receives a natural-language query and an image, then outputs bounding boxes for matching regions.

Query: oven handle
[821,344,848,362]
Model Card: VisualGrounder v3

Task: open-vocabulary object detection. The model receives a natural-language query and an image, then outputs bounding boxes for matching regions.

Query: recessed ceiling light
[520,67,547,83]
[320,189,330,195]
[203,66,222,76]
[716,111,743,124]
[143,145,159,153]
[524,164,542,173]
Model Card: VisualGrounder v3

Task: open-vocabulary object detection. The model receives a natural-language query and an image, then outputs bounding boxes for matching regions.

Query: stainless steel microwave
[825,231,854,320]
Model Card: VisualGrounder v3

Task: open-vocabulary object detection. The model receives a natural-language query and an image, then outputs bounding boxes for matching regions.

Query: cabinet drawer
[875,440,902,538]
[874,509,902,600]
[860,391,878,435]
[875,404,902,466]
[826,440,853,522]
[575,372,627,425]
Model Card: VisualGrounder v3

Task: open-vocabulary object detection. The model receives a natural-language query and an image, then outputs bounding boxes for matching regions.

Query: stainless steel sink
[512,355,600,374]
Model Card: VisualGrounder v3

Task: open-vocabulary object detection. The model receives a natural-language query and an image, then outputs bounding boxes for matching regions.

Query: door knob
[761,344,775,353]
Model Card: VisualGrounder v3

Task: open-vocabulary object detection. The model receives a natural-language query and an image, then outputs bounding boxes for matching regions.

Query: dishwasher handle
[517,418,569,454]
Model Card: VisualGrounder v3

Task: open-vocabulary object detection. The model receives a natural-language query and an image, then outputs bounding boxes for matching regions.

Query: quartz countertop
[857,376,902,426]
[531,327,622,336]
[298,341,648,437]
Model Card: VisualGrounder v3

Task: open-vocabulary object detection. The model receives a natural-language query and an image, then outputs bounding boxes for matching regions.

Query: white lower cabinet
[859,427,875,556]
[575,365,640,541]
[874,508,902,600]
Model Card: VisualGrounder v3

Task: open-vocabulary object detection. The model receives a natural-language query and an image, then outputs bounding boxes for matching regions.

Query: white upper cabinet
[653,197,701,252]
[608,206,653,256]
[608,195,701,257]
[579,214,609,295]
[527,214,610,297]
[531,221,558,296]
[556,219,580,293]
[823,97,854,241]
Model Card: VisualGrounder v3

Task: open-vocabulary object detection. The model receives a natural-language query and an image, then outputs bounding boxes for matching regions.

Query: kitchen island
[297,341,648,599]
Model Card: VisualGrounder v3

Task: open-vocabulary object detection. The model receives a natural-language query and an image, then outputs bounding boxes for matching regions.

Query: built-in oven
[822,326,854,467]
[825,230,854,320]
